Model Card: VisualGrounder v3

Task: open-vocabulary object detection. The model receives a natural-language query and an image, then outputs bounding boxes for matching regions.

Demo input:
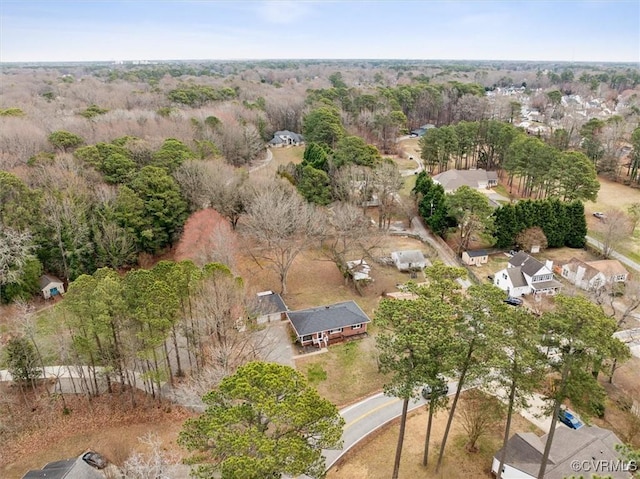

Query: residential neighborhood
[1,2,639,478]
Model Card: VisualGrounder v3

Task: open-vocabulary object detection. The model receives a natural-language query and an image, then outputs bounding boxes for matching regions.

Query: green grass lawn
[296,335,388,406]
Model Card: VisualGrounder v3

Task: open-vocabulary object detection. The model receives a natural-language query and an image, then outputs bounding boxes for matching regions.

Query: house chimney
[545,260,553,271]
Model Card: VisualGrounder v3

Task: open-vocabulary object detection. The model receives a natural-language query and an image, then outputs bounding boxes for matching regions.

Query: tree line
[5,260,266,404]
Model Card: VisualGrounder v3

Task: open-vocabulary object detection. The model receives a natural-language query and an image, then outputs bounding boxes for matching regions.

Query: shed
[39,275,64,299]
[254,291,288,324]
[390,250,427,272]
[462,250,489,266]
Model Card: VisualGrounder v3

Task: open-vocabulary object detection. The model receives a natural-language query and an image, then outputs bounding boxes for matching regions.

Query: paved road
[586,235,640,273]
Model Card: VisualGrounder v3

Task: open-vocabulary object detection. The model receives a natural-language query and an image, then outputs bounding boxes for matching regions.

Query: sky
[1,0,639,63]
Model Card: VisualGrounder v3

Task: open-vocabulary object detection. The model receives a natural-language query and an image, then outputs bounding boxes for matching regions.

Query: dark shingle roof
[288,301,371,337]
[506,267,528,288]
[494,426,629,479]
[465,249,488,257]
[509,252,545,277]
[255,292,288,316]
[22,456,105,479]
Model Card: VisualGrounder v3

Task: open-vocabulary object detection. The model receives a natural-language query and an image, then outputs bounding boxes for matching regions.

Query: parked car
[421,380,449,400]
[593,212,606,219]
[558,409,584,429]
[82,451,108,469]
[504,296,523,306]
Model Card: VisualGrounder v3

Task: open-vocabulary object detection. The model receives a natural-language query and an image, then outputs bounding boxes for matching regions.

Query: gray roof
[432,168,498,191]
[39,274,63,290]
[269,130,303,144]
[255,292,288,316]
[531,279,563,291]
[506,267,528,288]
[465,249,488,257]
[288,301,371,337]
[494,426,630,479]
[392,250,426,265]
[509,252,545,277]
[22,456,105,479]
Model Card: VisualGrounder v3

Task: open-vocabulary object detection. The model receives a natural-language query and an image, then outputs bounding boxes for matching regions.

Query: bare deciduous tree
[374,162,403,230]
[121,433,179,479]
[459,389,504,453]
[515,226,548,253]
[595,208,631,258]
[245,183,324,294]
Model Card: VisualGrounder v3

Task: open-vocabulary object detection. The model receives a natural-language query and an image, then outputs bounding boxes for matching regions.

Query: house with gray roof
[268,130,303,147]
[494,251,562,296]
[432,168,498,193]
[492,426,631,479]
[287,301,371,348]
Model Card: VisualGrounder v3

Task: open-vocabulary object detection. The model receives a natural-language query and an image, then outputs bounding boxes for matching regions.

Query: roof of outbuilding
[39,274,64,290]
[255,291,288,316]
[287,301,371,337]
[588,259,628,277]
[465,249,488,257]
[391,250,426,265]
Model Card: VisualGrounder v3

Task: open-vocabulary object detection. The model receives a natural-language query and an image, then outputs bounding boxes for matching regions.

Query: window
[302,335,313,342]
[352,324,362,330]
[329,328,343,334]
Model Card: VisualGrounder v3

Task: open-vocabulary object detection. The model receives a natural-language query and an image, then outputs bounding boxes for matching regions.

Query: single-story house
[462,249,489,266]
[494,251,562,296]
[346,259,373,282]
[254,291,288,324]
[287,301,371,348]
[391,250,427,272]
[39,274,64,299]
[409,124,436,137]
[432,168,499,193]
[561,258,628,291]
[268,130,303,147]
[492,425,631,479]
[22,452,110,479]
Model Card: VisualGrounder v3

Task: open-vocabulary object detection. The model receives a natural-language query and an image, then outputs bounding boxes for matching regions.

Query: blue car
[558,409,584,429]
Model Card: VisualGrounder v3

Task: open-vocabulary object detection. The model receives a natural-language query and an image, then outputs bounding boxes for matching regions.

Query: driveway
[257,320,295,368]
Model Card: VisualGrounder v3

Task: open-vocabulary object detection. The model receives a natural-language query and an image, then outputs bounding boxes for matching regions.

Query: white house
[432,169,498,193]
[461,250,489,266]
[561,258,628,291]
[390,250,427,272]
[494,252,562,296]
[254,291,288,324]
[492,426,630,479]
[39,275,65,299]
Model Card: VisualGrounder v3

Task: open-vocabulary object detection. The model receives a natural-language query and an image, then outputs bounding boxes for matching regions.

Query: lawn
[327,394,542,479]
[296,336,388,407]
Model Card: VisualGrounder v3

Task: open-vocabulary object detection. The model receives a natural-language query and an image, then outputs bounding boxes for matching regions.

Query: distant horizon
[1,1,639,64]
[1,57,638,66]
